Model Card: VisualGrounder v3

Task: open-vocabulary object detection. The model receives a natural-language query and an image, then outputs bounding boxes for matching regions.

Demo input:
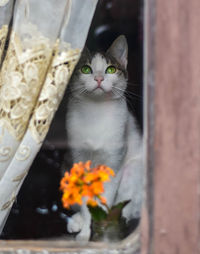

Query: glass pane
[1,0,144,242]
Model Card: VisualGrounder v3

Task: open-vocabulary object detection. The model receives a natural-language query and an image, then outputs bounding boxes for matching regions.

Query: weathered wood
[141,0,156,252]
[0,228,140,254]
[143,0,200,253]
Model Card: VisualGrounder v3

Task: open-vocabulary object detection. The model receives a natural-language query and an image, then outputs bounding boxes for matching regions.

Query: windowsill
[0,226,140,253]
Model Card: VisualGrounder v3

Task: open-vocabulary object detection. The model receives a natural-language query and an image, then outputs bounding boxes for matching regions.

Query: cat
[65,35,143,241]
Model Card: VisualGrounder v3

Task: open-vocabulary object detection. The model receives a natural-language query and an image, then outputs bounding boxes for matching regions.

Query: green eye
[81,65,92,74]
[105,66,116,74]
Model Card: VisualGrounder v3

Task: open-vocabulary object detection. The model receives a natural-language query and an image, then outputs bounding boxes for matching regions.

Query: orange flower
[82,185,94,198]
[84,160,92,171]
[99,196,107,205]
[90,181,104,195]
[87,199,98,207]
[84,171,99,183]
[62,187,83,208]
[60,161,115,209]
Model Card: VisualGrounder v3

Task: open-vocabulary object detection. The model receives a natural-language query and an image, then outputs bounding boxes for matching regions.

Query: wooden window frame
[142,0,200,253]
[1,0,200,253]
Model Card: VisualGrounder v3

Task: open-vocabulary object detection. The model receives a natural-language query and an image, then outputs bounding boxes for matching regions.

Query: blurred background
[1,0,143,240]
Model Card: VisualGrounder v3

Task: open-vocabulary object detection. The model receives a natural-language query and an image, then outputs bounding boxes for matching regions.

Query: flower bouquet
[60,161,129,241]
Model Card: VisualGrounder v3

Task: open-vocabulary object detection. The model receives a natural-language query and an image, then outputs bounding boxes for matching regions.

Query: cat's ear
[106,35,128,69]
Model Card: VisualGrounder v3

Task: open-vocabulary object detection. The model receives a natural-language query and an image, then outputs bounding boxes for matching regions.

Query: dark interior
[1,0,143,240]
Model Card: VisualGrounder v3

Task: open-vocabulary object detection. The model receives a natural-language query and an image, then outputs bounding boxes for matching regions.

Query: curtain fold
[0,0,68,176]
[0,0,15,65]
[0,0,98,233]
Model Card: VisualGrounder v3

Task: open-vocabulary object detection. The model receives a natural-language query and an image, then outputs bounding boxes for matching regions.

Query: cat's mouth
[90,85,105,94]
[94,86,104,91]
[86,84,112,97]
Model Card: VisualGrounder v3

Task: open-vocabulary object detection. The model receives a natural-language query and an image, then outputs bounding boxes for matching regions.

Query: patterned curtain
[0,0,98,233]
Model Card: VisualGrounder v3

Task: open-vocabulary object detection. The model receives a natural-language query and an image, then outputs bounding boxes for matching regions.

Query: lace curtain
[0,0,97,233]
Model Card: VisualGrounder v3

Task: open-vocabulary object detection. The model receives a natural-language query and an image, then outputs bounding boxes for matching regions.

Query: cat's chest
[67,100,127,149]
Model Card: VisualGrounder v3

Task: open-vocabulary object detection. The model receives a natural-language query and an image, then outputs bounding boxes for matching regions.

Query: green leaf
[112,200,131,211]
[88,205,107,222]
[107,200,131,221]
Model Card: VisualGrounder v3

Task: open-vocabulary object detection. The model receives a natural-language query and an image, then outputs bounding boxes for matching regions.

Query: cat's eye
[105,66,116,74]
[81,65,92,74]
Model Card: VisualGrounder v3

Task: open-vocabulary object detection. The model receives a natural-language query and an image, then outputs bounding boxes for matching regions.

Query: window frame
[142,0,200,253]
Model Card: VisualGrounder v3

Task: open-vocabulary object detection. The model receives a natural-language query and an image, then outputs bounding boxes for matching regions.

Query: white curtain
[0,0,98,233]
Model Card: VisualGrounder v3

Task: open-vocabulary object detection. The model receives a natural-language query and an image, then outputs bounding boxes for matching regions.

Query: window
[0,0,144,251]
[1,0,199,253]
[1,0,144,249]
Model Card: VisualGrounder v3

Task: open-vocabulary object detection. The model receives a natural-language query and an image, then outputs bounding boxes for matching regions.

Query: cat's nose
[94,76,104,87]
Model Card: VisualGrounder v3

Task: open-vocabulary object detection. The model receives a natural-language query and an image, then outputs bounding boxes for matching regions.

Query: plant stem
[103,203,110,214]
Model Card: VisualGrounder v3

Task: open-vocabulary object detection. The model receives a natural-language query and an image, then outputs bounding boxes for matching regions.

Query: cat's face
[69,35,128,100]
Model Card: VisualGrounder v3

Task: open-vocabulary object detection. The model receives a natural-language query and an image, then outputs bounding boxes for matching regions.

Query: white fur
[65,46,143,241]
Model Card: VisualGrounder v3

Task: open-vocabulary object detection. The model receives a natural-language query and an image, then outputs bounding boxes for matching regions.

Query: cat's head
[69,35,128,100]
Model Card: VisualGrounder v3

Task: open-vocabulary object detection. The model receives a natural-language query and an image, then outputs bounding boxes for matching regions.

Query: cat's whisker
[69,86,86,93]
[68,86,88,96]
[114,86,142,100]
[112,87,128,100]
[124,93,142,102]
[115,90,142,102]
[111,87,126,101]
[126,97,137,113]
[125,90,142,98]
[112,87,136,112]
[127,82,141,87]
[78,88,88,96]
